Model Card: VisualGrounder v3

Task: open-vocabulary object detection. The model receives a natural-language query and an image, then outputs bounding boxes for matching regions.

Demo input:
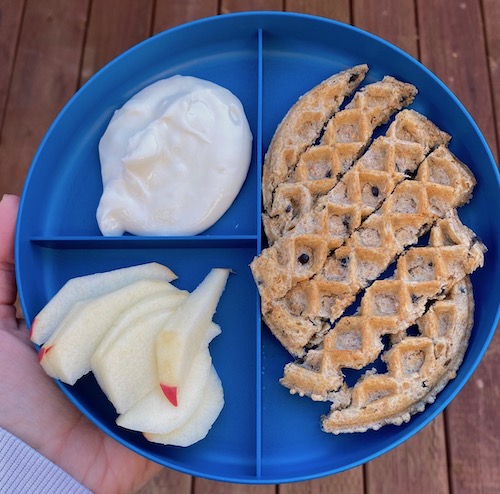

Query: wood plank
[365,416,449,494]
[482,0,500,161]
[417,2,499,493]
[285,0,350,22]
[152,0,219,33]
[353,2,451,493]
[220,0,283,14]
[280,469,364,494]
[277,5,363,492]
[137,4,221,491]
[83,3,191,492]
[194,478,276,494]
[0,0,25,126]
[0,0,89,196]
[135,468,192,494]
[79,0,154,86]
[353,0,418,58]
[444,332,500,494]
[417,0,497,156]
[264,3,362,491]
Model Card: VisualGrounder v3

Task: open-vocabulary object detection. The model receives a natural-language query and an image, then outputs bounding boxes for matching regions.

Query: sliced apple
[155,268,229,407]
[39,278,172,385]
[92,287,188,366]
[91,291,209,415]
[30,262,177,345]
[116,348,212,434]
[144,365,224,446]
[93,305,220,414]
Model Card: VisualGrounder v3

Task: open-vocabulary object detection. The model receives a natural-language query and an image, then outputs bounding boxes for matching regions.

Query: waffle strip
[263,75,418,244]
[254,110,450,297]
[262,65,368,214]
[252,145,476,357]
[322,277,474,433]
[280,211,486,401]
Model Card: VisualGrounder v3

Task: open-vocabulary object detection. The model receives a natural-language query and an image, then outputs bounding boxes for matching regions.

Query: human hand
[0,194,162,494]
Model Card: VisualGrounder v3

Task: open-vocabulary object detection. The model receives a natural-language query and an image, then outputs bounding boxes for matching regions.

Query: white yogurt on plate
[96,75,253,236]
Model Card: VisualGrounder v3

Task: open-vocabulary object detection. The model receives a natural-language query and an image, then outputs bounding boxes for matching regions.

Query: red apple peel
[38,345,53,363]
[160,384,178,407]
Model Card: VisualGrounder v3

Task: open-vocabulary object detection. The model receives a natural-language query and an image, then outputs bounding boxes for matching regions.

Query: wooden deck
[1,1,498,493]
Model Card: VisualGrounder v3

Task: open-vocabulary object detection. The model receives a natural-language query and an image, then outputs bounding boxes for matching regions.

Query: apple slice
[92,287,188,366]
[30,262,177,345]
[93,307,174,414]
[92,297,220,414]
[155,268,229,407]
[144,365,224,446]
[92,293,215,415]
[116,348,212,434]
[39,278,172,385]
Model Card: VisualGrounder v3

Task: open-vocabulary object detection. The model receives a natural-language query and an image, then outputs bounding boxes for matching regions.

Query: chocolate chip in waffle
[263,73,418,244]
[322,276,474,434]
[252,145,475,357]
[280,210,486,402]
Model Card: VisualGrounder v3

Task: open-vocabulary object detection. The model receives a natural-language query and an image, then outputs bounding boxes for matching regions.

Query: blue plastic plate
[15,12,500,484]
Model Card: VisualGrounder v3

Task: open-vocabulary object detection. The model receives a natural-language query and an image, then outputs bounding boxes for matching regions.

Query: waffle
[280,210,486,401]
[252,145,475,357]
[262,64,368,215]
[322,276,474,433]
[263,75,418,244]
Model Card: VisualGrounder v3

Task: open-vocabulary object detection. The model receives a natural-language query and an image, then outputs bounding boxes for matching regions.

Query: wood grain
[417,0,497,154]
[220,0,283,14]
[350,2,451,493]
[194,479,276,494]
[416,3,499,493]
[136,468,192,494]
[0,0,25,127]
[79,0,154,86]
[353,0,418,58]
[153,0,219,33]
[482,0,500,161]
[280,468,364,494]
[274,4,364,489]
[285,0,350,22]
[444,333,500,494]
[365,416,449,494]
[0,0,89,196]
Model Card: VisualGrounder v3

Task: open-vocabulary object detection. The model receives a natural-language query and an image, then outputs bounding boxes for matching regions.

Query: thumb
[0,194,20,320]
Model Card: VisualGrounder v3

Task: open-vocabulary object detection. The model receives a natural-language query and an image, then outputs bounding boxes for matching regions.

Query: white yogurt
[96,75,252,236]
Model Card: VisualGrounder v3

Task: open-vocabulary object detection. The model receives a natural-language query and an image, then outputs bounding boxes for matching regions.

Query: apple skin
[30,262,177,346]
[38,345,54,363]
[145,366,224,446]
[160,384,178,407]
[116,348,213,434]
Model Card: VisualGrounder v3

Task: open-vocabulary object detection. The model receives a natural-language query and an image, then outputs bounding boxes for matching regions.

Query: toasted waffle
[280,210,486,401]
[252,145,475,357]
[263,74,418,244]
[322,276,474,433]
[262,65,368,215]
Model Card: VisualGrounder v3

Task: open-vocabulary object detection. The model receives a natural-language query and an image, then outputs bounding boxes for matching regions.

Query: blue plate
[15,12,500,484]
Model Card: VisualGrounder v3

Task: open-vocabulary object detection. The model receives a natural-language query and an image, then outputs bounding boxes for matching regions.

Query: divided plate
[15,12,500,484]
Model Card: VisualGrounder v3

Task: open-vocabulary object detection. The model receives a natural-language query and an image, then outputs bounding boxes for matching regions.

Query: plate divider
[29,236,257,249]
[255,27,264,479]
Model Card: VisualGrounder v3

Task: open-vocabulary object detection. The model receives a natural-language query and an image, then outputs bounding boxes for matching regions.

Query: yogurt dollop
[96,75,252,236]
